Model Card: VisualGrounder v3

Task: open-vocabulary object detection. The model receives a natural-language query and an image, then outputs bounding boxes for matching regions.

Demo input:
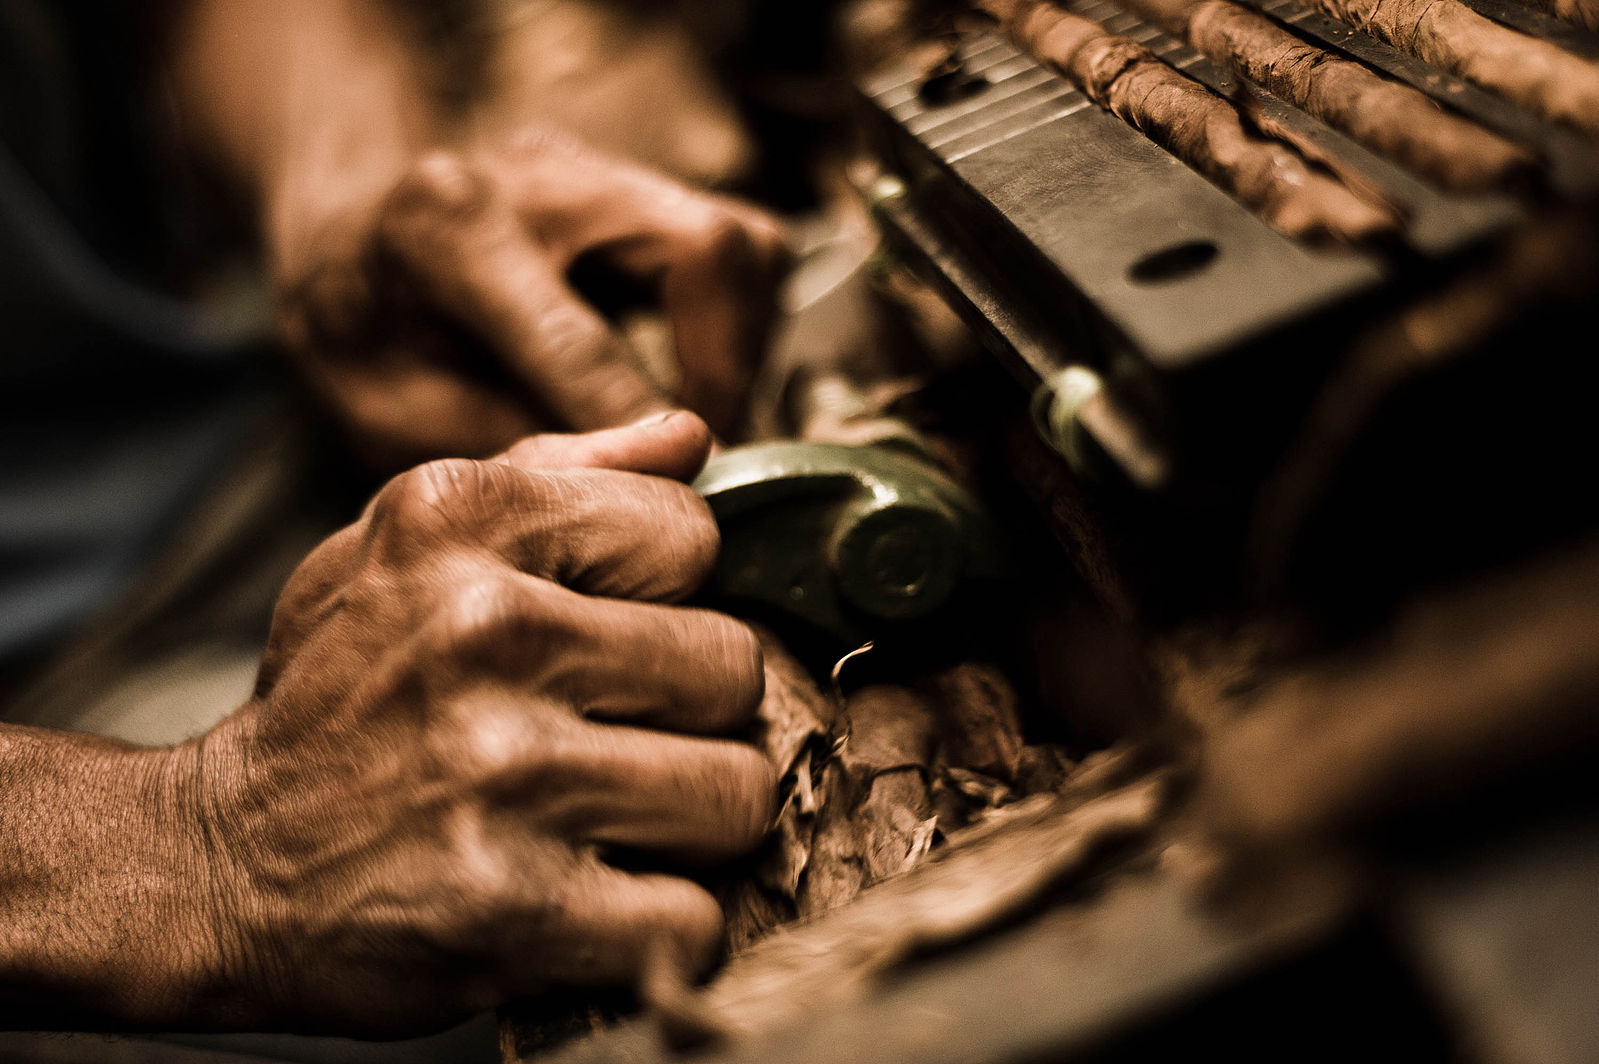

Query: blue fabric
[0,0,275,668]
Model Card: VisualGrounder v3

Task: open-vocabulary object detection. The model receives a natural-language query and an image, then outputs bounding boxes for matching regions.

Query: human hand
[194,412,775,1035]
[273,128,789,468]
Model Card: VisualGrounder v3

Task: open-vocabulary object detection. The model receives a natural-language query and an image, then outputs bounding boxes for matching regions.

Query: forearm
[166,0,447,264]
[0,723,244,1030]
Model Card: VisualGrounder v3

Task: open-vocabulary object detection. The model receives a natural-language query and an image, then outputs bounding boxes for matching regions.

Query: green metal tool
[693,441,1001,645]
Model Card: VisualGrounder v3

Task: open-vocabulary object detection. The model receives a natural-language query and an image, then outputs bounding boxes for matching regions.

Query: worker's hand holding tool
[0,416,775,1033]
[272,127,788,466]
[0,414,776,1033]
[180,413,773,1033]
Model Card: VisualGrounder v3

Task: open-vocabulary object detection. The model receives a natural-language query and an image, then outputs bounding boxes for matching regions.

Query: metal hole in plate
[918,68,991,107]
[1127,240,1220,285]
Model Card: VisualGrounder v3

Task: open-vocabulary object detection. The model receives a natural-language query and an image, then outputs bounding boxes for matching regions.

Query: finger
[377,156,671,431]
[560,597,764,736]
[435,579,764,735]
[445,234,669,432]
[557,722,777,864]
[526,863,725,986]
[484,128,759,269]
[480,139,788,434]
[368,462,720,601]
[655,215,789,436]
[495,410,712,483]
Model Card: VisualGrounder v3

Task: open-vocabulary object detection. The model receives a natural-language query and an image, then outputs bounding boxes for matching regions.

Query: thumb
[495,410,713,482]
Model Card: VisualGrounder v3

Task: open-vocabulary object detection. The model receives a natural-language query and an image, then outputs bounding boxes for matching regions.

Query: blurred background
[4,0,1599,1062]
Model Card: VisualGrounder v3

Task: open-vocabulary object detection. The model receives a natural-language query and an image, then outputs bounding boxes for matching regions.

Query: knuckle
[538,471,719,598]
[685,214,760,274]
[681,210,790,282]
[430,573,533,655]
[432,687,576,797]
[453,702,535,787]
[375,154,494,262]
[277,261,372,349]
[441,826,566,938]
[368,467,426,531]
[385,152,491,222]
[417,577,593,708]
[372,458,493,539]
[585,476,718,600]
[447,825,518,905]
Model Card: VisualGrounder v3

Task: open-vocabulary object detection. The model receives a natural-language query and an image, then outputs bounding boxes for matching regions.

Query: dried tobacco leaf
[720,639,1084,952]
[800,685,939,917]
[924,662,1027,782]
[652,769,1171,1046]
[715,627,836,951]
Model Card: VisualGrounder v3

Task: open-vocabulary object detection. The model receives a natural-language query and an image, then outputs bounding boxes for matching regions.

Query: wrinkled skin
[209,413,776,1032]
[0,415,778,1036]
[276,130,789,466]
[2,0,789,1035]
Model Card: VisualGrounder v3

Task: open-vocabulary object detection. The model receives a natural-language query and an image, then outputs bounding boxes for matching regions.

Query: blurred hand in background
[173,0,789,467]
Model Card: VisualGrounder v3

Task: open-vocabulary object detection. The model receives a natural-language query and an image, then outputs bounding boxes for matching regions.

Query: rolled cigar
[1526,0,1599,33]
[1117,0,1537,191]
[1300,0,1599,137]
[980,0,1401,242]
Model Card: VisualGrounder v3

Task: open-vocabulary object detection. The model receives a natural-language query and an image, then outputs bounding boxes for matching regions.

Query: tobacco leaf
[513,621,1102,1058]
[923,662,1026,782]
[713,627,837,951]
[719,645,1084,951]
[651,765,1171,1048]
[799,685,938,918]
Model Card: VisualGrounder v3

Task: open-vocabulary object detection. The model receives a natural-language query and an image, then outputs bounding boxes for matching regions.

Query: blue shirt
[1,0,276,670]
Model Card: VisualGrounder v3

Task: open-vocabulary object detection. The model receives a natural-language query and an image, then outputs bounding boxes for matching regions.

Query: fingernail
[637,410,680,427]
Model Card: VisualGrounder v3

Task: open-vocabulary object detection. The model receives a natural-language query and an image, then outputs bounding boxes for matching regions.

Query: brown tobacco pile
[978,0,1401,243]
[1299,0,1599,137]
[717,628,1078,952]
[1117,0,1536,192]
[499,629,1084,1060]
[654,751,1169,1046]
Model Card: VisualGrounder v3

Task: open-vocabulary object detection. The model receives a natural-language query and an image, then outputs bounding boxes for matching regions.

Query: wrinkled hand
[274,127,789,467]
[195,413,775,1035]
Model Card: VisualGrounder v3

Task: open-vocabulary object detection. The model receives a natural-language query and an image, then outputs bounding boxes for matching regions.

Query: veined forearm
[0,723,241,1030]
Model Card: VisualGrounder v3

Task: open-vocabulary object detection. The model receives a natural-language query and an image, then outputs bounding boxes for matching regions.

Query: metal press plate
[865,35,1387,372]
